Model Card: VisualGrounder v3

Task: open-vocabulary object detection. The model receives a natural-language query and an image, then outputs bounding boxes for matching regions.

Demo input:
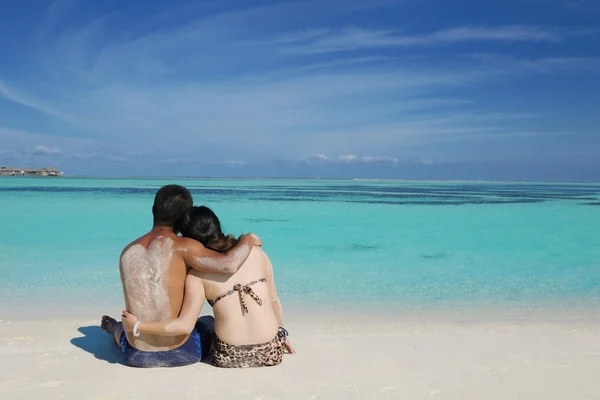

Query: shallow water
[1,178,599,312]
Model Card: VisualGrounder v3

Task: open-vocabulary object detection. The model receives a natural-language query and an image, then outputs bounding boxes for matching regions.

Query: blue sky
[1,0,599,179]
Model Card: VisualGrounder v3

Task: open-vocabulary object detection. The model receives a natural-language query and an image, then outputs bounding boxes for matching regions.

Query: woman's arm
[179,234,261,274]
[262,251,296,354]
[122,272,205,336]
[262,251,284,327]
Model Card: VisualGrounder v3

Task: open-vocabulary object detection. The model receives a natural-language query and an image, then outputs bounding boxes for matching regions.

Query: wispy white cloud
[337,154,402,164]
[0,0,597,174]
[338,154,359,162]
[0,81,67,118]
[280,25,562,54]
[268,28,331,44]
[360,156,400,164]
[311,154,330,161]
[0,50,591,163]
[31,146,63,156]
[466,53,600,72]
[302,153,424,165]
[0,63,495,157]
[558,0,600,13]
[0,123,97,142]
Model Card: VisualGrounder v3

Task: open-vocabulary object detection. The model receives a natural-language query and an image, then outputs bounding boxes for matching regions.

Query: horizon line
[1,175,599,184]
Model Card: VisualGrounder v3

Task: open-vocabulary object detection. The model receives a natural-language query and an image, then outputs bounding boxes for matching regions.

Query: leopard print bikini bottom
[210,334,284,368]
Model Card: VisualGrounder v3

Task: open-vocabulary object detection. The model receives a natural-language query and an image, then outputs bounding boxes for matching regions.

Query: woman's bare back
[196,247,281,345]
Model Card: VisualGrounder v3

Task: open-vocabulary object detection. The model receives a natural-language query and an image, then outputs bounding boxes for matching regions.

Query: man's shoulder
[119,233,150,259]
[120,241,139,261]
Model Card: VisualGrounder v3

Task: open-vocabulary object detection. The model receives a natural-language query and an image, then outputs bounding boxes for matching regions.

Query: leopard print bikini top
[207,278,266,315]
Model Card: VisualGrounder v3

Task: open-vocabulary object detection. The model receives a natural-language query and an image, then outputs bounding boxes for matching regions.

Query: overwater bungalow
[0,166,63,177]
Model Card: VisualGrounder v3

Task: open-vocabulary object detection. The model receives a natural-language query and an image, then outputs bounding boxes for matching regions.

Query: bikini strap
[207,278,267,313]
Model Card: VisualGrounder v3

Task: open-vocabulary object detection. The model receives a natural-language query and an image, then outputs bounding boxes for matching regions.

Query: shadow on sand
[71,326,124,365]
[70,316,215,366]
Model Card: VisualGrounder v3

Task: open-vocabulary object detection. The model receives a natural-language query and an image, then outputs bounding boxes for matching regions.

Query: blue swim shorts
[119,329,203,368]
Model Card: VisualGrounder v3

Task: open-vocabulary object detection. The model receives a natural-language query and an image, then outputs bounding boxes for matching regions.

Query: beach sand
[1,310,599,400]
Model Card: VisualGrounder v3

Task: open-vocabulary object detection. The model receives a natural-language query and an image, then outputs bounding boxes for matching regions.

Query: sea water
[1,178,599,314]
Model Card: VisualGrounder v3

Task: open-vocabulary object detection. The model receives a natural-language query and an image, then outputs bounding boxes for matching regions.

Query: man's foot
[101,315,118,335]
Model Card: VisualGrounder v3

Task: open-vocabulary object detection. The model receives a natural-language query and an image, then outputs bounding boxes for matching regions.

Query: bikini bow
[233,283,263,314]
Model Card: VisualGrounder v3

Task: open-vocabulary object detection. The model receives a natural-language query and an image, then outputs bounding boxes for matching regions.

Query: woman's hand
[121,310,139,333]
[284,338,297,354]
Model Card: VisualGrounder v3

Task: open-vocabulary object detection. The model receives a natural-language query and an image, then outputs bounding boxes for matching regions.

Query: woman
[121,206,295,368]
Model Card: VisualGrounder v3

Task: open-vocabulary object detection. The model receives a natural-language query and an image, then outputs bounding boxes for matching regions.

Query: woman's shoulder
[252,247,275,278]
[238,247,271,276]
[249,246,271,263]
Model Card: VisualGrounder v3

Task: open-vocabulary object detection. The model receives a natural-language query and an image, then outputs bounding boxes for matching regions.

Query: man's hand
[241,233,262,247]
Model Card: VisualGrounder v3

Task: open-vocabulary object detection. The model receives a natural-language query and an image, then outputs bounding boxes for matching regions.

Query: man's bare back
[120,228,189,351]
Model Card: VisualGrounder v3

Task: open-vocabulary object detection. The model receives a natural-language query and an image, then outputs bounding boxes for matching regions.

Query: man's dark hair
[152,185,193,227]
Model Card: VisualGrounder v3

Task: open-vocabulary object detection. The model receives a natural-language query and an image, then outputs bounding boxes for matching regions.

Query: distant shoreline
[1,175,598,183]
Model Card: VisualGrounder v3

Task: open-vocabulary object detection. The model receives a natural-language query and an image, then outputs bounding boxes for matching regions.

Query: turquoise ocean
[1,178,599,314]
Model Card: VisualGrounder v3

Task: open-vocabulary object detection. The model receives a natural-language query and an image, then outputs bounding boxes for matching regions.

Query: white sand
[1,311,599,399]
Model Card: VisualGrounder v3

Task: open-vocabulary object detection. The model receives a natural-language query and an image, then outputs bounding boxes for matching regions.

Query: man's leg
[101,316,124,346]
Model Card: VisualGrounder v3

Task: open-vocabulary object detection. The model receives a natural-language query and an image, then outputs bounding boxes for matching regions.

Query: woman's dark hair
[177,206,239,253]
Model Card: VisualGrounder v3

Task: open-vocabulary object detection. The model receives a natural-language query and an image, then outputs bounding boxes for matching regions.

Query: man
[101,185,260,367]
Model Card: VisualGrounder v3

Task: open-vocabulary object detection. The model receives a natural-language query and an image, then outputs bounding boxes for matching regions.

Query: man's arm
[179,234,261,274]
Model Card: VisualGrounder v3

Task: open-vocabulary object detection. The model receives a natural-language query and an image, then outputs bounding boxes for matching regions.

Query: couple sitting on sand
[101,185,295,368]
